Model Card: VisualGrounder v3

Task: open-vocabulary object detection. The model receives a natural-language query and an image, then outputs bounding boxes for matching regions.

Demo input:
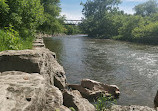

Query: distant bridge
[64,20,82,25]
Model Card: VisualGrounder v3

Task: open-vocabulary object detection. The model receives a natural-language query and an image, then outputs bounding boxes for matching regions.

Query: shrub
[94,94,117,111]
[132,21,158,43]
[0,26,34,51]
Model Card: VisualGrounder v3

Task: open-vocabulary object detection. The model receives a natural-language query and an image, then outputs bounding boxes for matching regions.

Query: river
[44,35,158,107]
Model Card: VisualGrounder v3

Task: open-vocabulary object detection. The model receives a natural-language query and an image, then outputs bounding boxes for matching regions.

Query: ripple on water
[44,37,158,107]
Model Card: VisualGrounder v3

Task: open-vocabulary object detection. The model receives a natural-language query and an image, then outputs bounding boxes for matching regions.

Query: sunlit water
[44,35,158,107]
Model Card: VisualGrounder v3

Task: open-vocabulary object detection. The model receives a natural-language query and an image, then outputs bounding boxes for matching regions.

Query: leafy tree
[134,0,158,17]
[132,21,158,43]
[38,0,64,34]
[0,0,44,37]
[64,25,81,35]
[80,0,158,44]
[82,0,121,18]
[80,0,122,38]
[116,15,144,41]
[0,0,66,51]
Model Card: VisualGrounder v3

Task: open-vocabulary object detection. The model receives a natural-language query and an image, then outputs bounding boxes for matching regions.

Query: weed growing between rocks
[94,94,117,111]
[69,107,76,111]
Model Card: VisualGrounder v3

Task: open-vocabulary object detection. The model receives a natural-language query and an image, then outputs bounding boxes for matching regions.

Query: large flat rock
[0,48,66,88]
[0,71,46,111]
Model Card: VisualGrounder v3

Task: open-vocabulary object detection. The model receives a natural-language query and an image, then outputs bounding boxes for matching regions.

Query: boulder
[0,48,66,88]
[60,105,71,111]
[45,85,63,111]
[68,84,108,100]
[0,71,46,111]
[69,79,120,100]
[63,90,95,111]
[107,105,156,111]
[81,79,120,96]
[54,71,67,90]
[0,71,68,111]
[0,48,68,110]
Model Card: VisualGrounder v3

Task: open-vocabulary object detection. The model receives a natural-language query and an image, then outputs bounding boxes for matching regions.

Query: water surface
[44,35,158,107]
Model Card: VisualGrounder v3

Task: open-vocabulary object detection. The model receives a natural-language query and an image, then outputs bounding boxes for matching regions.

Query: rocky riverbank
[0,36,157,111]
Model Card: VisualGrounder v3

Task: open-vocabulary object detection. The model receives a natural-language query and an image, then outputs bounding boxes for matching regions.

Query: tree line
[80,0,158,44]
[0,0,79,51]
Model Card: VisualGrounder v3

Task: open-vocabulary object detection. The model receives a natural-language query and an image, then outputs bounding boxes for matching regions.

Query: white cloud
[119,6,135,14]
[122,0,148,2]
[60,12,84,20]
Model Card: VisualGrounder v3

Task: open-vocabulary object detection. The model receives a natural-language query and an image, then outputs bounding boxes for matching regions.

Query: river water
[44,35,158,107]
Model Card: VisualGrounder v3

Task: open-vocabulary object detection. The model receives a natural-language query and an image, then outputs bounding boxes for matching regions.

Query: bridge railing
[64,20,82,25]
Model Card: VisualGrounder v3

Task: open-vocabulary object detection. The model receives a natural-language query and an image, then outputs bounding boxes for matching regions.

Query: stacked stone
[33,36,45,48]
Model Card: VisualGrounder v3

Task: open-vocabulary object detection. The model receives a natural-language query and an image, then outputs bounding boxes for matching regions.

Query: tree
[0,0,44,37]
[117,15,144,41]
[82,0,121,18]
[38,0,64,34]
[80,0,121,38]
[134,0,158,16]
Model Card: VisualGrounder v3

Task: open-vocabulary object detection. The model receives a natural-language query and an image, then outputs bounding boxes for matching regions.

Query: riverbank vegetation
[95,94,116,111]
[0,0,45,51]
[0,0,80,51]
[80,0,158,44]
[64,25,82,35]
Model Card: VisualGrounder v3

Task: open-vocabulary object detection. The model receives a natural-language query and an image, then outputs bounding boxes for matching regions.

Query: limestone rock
[0,48,66,88]
[0,48,68,110]
[108,105,156,111]
[60,105,71,111]
[45,85,63,111]
[0,71,46,111]
[81,79,120,96]
[33,37,45,48]
[63,90,95,111]
[69,79,120,100]
[54,71,67,90]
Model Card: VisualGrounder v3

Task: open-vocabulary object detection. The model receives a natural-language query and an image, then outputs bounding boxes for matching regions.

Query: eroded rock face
[69,79,120,100]
[0,48,66,88]
[0,48,68,111]
[44,85,63,111]
[63,90,96,111]
[0,71,46,111]
[59,105,71,111]
[108,105,156,111]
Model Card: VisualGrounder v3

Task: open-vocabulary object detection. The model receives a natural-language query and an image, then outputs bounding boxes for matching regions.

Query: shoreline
[0,35,157,110]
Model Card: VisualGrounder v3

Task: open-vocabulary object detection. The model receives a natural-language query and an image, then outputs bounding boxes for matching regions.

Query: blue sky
[60,0,148,20]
